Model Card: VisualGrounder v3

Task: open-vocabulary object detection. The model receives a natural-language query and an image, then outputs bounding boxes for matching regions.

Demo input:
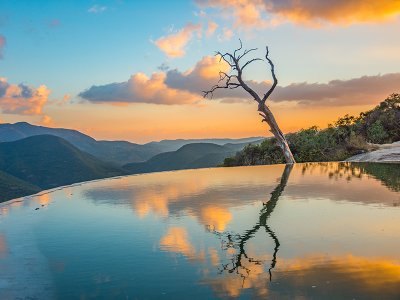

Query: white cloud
[88,5,107,14]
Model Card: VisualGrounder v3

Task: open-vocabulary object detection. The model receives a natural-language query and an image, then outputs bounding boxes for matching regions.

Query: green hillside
[0,122,263,165]
[0,135,125,190]
[0,122,159,165]
[223,94,400,167]
[123,143,237,174]
[0,170,41,203]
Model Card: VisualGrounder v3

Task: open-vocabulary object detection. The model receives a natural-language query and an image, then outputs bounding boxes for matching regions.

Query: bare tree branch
[216,51,235,68]
[238,48,258,60]
[261,46,278,104]
[203,40,296,163]
[241,58,263,71]
[233,38,243,58]
[203,72,241,98]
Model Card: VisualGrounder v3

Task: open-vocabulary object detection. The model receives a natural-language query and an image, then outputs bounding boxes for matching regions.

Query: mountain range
[0,122,262,165]
[0,122,263,202]
[124,142,242,174]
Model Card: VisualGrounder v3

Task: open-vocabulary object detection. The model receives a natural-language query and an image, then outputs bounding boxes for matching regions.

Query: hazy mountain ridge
[145,137,264,152]
[0,122,156,165]
[0,122,263,165]
[123,143,240,174]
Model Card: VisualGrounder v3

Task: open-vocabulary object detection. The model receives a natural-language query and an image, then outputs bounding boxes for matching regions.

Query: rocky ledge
[347,141,400,163]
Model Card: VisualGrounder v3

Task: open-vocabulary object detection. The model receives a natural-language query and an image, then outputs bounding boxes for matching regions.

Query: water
[0,162,399,299]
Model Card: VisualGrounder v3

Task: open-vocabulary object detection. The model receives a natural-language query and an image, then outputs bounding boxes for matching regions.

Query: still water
[0,162,399,299]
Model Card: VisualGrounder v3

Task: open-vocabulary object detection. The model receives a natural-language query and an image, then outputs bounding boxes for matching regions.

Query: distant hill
[0,170,41,203]
[0,135,124,192]
[0,122,264,165]
[144,137,264,152]
[0,122,159,165]
[123,143,243,174]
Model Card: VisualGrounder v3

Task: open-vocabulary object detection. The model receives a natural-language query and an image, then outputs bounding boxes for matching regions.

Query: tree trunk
[259,104,296,164]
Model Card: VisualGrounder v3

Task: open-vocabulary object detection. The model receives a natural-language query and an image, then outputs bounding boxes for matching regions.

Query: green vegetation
[355,163,400,192]
[123,143,238,174]
[0,122,263,165]
[0,134,260,202]
[0,170,41,202]
[0,135,125,202]
[0,122,160,165]
[223,94,400,166]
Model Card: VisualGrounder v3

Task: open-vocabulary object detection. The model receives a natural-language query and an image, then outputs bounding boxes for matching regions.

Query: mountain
[0,170,41,203]
[144,137,264,152]
[0,135,124,191]
[0,122,264,165]
[0,122,159,165]
[123,143,241,174]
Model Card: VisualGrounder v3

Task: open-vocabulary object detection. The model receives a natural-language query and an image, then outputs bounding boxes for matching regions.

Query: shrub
[367,121,389,144]
[222,94,399,167]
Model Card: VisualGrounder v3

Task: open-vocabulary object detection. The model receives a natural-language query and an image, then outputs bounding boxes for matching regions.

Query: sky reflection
[0,162,399,299]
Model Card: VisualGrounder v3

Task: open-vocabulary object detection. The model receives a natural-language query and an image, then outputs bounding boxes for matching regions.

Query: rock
[346,141,400,163]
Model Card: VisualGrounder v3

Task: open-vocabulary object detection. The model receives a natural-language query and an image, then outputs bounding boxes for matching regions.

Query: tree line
[223,94,400,166]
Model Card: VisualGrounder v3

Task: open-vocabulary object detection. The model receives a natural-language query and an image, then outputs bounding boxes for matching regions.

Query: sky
[0,0,400,143]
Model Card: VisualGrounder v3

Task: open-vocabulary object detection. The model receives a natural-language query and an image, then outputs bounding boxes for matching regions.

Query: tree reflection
[207,164,293,284]
[301,162,400,192]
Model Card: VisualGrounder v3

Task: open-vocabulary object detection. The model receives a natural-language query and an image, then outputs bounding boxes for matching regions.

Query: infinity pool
[1,162,399,299]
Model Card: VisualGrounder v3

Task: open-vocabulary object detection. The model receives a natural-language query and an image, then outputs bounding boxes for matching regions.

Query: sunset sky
[0,0,400,143]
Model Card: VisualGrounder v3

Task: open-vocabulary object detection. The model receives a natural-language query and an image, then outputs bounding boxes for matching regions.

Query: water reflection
[208,164,293,284]
[160,227,206,262]
[301,162,400,193]
[205,255,400,299]
[0,234,7,258]
[83,163,400,218]
[1,163,399,299]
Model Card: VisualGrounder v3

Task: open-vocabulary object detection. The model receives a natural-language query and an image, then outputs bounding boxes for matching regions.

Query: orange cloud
[160,227,205,261]
[196,0,400,27]
[164,55,232,95]
[204,254,400,298]
[218,27,234,41]
[0,77,51,116]
[79,71,200,105]
[154,23,202,58]
[130,72,199,104]
[160,227,195,257]
[206,21,218,37]
[199,206,232,231]
[40,115,53,126]
[80,53,399,109]
[165,56,400,107]
[196,0,270,28]
[266,0,400,26]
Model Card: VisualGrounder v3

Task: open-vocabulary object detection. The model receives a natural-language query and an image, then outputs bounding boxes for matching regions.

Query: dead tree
[203,40,296,164]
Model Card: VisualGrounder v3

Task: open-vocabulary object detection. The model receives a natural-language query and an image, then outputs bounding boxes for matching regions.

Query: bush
[222,94,399,167]
[367,121,389,144]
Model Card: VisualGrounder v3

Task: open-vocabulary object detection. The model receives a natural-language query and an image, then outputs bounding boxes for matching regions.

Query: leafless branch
[241,58,263,71]
[203,71,241,98]
[261,46,278,104]
[238,48,258,60]
[203,40,296,164]
[216,51,235,68]
[233,38,243,58]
